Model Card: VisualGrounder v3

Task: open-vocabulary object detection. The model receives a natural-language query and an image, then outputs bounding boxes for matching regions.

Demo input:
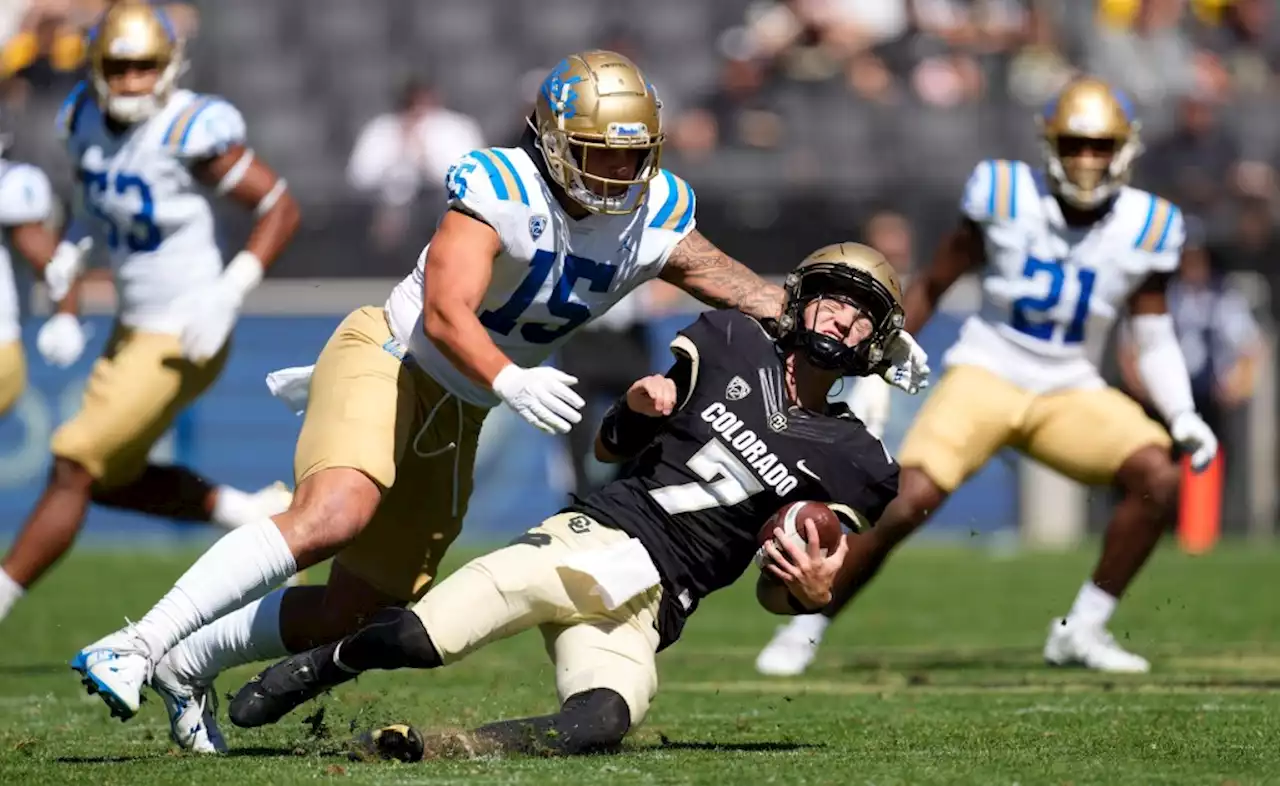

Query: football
[754,501,844,569]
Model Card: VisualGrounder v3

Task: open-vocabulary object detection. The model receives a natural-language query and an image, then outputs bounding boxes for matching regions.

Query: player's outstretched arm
[902,218,984,334]
[659,229,786,320]
[193,145,301,272]
[1127,273,1218,471]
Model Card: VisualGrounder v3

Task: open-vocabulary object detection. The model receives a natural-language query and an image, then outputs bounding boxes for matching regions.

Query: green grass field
[1,542,1278,785]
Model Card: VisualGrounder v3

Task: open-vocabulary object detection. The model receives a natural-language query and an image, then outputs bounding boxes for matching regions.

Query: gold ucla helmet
[87,1,185,124]
[531,50,664,215]
[777,243,905,375]
[1039,77,1143,209]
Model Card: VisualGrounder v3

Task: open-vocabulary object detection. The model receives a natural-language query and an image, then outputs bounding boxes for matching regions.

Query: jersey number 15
[480,250,618,344]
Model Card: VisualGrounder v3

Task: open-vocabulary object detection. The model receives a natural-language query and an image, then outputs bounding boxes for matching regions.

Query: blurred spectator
[346,77,483,251]
[1088,0,1195,110]
[861,208,916,275]
[1137,91,1244,216]
[670,56,784,159]
[1193,0,1280,97]
[1212,197,1280,322]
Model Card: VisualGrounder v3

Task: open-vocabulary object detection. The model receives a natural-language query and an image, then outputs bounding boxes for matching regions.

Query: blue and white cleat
[152,653,227,753]
[70,627,154,721]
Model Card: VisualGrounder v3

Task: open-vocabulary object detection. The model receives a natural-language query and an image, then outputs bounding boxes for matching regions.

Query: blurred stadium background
[0,0,1276,549]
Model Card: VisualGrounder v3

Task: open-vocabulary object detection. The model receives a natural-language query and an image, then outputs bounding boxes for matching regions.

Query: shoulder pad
[164,95,246,159]
[645,169,697,236]
[960,159,1028,224]
[446,148,532,218]
[1130,192,1183,272]
[0,164,53,226]
[55,82,91,143]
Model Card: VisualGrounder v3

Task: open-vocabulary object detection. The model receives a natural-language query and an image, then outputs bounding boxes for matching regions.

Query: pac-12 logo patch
[725,376,751,401]
[529,215,548,240]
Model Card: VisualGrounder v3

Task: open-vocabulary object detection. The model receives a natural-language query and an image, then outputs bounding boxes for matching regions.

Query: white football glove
[36,313,87,368]
[491,364,585,435]
[45,237,92,303]
[848,375,891,440]
[177,251,264,363]
[1171,411,1218,473]
[877,329,931,395]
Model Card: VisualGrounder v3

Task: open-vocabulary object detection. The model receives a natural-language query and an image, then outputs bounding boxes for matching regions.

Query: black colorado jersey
[569,310,900,647]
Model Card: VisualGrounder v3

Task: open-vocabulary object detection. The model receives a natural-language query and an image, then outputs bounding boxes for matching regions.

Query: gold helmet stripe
[1135,196,1179,252]
[470,149,529,207]
[647,170,696,232]
[991,159,1020,221]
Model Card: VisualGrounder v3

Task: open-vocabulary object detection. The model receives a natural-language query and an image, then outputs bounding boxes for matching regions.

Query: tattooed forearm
[661,230,786,319]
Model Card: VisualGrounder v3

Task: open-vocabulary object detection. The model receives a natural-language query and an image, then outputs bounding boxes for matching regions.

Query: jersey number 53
[82,168,162,253]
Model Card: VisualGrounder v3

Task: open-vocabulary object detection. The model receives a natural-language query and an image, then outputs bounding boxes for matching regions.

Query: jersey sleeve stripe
[985,160,997,216]
[993,160,1014,220]
[488,149,529,206]
[649,170,680,229]
[1139,198,1172,251]
[658,175,693,231]
[471,150,513,202]
[673,178,696,232]
[1134,194,1158,249]
[55,81,89,139]
[164,96,212,150]
[1154,204,1180,252]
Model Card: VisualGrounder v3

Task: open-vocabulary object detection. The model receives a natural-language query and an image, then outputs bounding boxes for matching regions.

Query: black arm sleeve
[598,354,694,459]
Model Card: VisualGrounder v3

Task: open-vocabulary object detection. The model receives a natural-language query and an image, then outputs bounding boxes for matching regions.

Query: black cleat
[349,724,426,763]
[228,645,350,728]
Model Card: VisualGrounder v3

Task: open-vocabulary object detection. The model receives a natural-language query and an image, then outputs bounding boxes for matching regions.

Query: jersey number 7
[649,438,765,515]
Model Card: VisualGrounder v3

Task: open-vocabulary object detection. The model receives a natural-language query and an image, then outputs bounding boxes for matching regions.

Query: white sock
[1067,581,1117,628]
[790,613,831,642]
[0,569,25,622]
[211,485,258,529]
[166,589,288,685]
[132,517,297,663]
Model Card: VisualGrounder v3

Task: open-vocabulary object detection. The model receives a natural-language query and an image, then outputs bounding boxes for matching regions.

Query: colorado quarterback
[73,49,930,753]
[756,77,1216,676]
[0,0,300,740]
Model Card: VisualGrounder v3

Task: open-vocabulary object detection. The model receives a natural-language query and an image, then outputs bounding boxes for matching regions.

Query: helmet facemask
[1042,128,1142,210]
[536,118,662,215]
[778,264,905,377]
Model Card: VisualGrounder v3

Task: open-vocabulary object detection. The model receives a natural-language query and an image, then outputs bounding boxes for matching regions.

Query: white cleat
[152,653,227,754]
[756,619,824,677]
[71,627,154,720]
[1043,617,1151,673]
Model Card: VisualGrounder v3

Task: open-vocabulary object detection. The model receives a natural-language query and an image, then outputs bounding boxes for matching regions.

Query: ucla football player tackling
[756,77,1217,676]
[0,0,299,676]
[226,243,909,759]
[73,50,929,753]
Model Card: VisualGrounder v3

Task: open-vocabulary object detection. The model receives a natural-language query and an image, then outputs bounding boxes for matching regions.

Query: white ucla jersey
[945,158,1183,393]
[58,84,246,333]
[0,160,53,343]
[385,145,696,407]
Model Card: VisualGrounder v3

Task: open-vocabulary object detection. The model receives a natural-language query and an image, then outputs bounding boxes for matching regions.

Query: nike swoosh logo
[796,459,820,480]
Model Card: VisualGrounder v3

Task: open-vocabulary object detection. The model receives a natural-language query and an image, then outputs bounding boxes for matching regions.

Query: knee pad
[344,606,442,670]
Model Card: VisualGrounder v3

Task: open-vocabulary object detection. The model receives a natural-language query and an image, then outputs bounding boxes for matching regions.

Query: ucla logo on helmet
[529,215,547,240]
[541,59,583,119]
